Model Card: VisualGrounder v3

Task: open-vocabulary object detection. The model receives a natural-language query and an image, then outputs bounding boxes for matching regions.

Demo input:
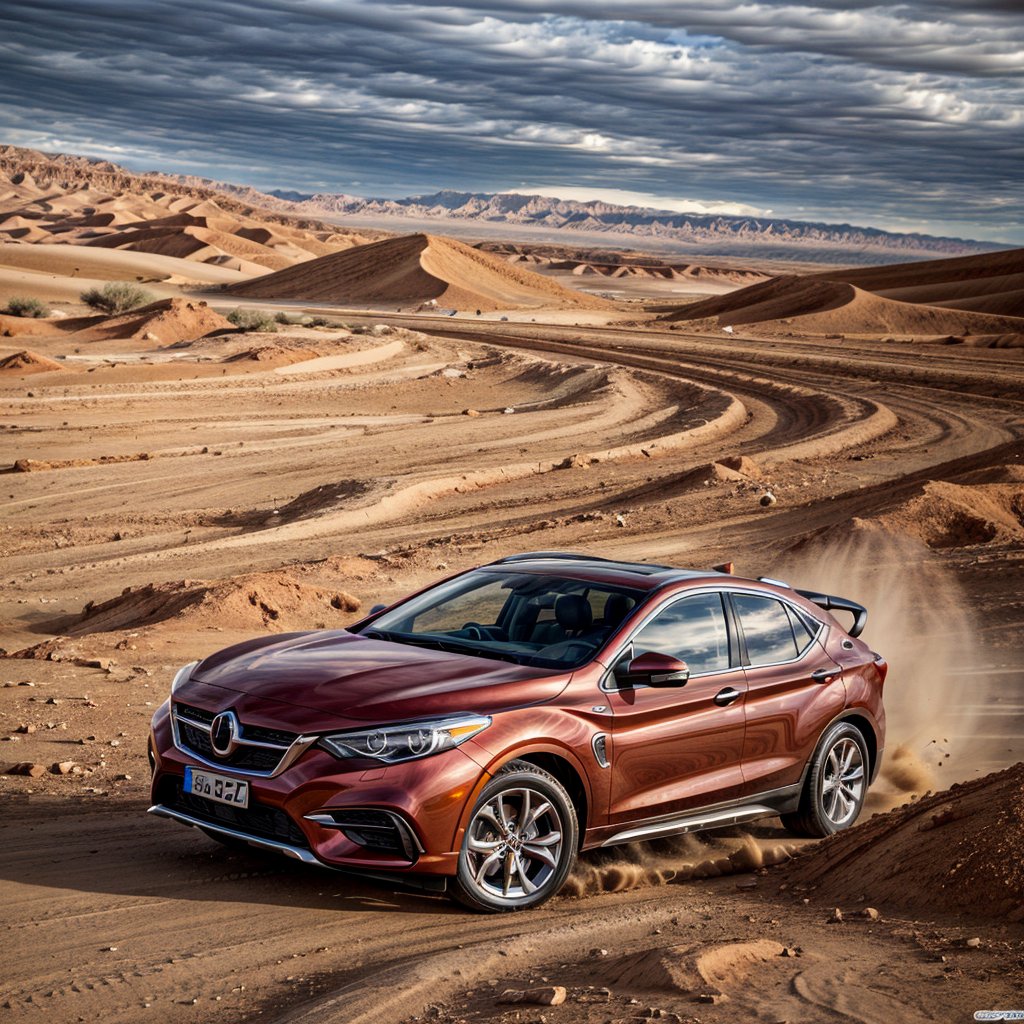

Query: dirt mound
[957,462,1024,485]
[603,938,787,999]
[0,313,60,338]
[60,571,362,636]
[0,349,62,373]
[67,297,233,345]
[718,454,763,479]
[783,763,1024,922]
[870,480,1024,548]
[664,274,1024,337]
[224,344,320,364]
[227,233,614,311]
[677,462,750,487]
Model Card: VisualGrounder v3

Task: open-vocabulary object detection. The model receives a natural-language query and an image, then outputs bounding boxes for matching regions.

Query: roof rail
[796,589,868,638]
[490,551,617,565]
[758,576,792,589]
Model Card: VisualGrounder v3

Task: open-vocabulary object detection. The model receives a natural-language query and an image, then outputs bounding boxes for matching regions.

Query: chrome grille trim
[171,702,318,778]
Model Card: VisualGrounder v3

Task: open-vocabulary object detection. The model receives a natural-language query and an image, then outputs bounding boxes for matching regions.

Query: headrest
[602,593,632,627]
[555,594,593,632]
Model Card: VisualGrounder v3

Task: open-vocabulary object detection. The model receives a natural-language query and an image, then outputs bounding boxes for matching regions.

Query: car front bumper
[148,701,487,878]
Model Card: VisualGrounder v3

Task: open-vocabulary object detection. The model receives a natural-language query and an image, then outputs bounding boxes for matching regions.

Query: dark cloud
[0,1,1021,240]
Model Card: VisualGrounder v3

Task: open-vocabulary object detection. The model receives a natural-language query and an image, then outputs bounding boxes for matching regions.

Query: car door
[729,590,846,797]
[605,590,748,825]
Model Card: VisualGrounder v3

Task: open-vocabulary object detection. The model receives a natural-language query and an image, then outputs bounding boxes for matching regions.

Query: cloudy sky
[1,1,1022,241]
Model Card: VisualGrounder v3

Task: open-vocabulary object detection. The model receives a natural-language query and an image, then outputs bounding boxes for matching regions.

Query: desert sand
[226,232,616,311]
[664,249,1024,344]
[1,159,1023,1024]
[0,147,382,308]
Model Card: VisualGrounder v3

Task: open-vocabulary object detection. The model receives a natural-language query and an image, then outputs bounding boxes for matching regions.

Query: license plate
[185,766,249,809]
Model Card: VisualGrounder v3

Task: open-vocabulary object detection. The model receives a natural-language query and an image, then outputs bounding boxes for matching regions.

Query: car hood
[189,630,565,722]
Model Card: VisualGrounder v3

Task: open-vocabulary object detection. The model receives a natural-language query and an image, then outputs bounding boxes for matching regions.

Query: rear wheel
[452,760,578,912]
[782,722,869,838]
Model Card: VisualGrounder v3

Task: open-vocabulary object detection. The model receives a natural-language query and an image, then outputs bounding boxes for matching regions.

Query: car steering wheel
[462,622,498,641]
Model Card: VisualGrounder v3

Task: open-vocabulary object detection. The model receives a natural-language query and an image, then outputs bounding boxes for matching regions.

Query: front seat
[600,593,633,631]
[553,594,593,637]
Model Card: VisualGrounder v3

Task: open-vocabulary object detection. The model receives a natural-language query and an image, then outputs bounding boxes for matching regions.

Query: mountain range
[0,145,1008,264]
[272,190,1005,263]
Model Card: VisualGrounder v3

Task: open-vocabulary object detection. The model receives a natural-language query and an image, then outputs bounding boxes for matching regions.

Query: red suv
[149,553,886,911]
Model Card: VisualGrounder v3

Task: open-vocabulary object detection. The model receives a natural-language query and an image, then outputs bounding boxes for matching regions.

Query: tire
[452,760,578,912]
[781,722,870,838]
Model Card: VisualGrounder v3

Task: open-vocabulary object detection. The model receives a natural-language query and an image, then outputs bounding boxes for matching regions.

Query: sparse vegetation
[227,308,279,332]
[274,311,293,325]
[80,282,154,314]
[3,296,49,318]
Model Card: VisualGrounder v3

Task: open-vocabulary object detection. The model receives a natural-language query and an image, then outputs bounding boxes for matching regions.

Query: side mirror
[622,651,690,687]
[369,603,387,615]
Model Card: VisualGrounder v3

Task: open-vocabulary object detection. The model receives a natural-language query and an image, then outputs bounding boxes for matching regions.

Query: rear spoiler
[796,590,868,639]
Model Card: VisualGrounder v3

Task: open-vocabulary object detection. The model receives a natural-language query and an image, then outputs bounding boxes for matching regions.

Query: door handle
[713,687,742,707]
[811,667,842,683]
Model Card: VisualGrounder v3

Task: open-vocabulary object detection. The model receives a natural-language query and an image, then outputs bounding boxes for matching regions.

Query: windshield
[355,569,646,670]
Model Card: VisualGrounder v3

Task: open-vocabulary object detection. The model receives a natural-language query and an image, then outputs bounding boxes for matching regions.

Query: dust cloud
[564,832,799,899]
[778,530,999,798]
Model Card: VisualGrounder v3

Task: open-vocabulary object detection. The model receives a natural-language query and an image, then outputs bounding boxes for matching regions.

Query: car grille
[173,701,301,775]
[157,776,308,848]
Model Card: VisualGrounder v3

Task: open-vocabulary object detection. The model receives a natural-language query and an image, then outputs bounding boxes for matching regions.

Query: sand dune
[814,246,1023,293]
[548,255,770,288]
[228,233,613,311]
[0,149,379,282]
[0,239,258,285]
[811,247,1024,319]
[666,269,1024,339]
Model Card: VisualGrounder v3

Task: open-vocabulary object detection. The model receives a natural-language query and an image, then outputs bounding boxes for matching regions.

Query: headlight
[320,714,491,764]
[170,661,199,696]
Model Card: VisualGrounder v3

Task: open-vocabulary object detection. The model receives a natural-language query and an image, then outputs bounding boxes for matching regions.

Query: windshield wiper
[363,629,520,664]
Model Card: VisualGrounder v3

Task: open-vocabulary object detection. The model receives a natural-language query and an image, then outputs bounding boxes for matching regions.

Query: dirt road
[2,315,1023,1022]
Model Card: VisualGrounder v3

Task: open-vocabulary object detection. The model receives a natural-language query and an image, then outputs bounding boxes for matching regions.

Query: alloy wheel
[820,736,865,826]
[464,786,564,901]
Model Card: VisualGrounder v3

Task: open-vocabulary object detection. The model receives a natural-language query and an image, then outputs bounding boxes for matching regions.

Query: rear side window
[631,592,730,674]
[787,606,818,648]
[732,593,805,665]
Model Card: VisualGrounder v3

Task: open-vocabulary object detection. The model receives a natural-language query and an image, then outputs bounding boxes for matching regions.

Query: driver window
[630,593,730,674]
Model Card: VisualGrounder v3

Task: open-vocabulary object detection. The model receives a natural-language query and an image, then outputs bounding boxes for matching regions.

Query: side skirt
[589,783,803,850]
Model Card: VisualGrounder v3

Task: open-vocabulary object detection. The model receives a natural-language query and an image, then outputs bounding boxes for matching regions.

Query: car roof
[479,552,727,592]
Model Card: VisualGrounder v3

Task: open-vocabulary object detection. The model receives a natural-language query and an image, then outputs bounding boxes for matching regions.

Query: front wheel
[781,722,869,838]
[452,760,578,912]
